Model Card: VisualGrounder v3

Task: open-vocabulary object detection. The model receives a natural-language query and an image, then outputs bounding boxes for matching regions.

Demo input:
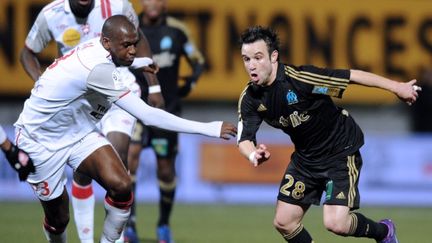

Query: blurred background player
[126,0,205,242]
[19,1,163,242]
[0,125,35,181]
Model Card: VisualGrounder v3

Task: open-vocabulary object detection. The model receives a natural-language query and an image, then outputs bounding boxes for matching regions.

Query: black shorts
[277,151,363,210]
[130,121,178,159]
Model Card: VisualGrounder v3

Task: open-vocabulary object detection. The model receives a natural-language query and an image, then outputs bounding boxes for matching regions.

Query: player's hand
[250,144,271,167]
[4,144,35,181]
[220,122,237,140]
[395,79,421,106]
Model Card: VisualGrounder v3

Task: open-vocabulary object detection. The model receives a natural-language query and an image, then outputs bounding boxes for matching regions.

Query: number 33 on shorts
[279,174,306,200]
[32,181,51,197]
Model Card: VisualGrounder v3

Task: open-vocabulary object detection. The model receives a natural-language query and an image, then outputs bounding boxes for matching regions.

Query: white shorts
[98,104,136,137]
[16,129,110,201]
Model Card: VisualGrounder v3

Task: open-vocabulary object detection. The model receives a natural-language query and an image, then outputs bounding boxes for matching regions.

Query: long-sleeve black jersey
[238,63,364,164]
[134,13,204,113]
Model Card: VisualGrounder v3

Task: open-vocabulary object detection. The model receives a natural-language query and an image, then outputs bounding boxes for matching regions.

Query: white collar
[64,0,72,14]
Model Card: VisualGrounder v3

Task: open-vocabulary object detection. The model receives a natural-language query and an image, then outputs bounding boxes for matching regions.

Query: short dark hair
[239,26,280,55]
[102,15,136,40]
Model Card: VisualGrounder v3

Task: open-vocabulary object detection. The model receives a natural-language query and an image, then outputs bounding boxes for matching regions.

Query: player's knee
[73,171,92,185]
[158,169,175,182]
[109,176,132,197]
[273,215,296,233]
[323,217,349,235]
[157,160,175,181]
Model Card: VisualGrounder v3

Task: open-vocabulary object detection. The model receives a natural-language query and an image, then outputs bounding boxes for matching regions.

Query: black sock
[283,224,313,243]
[349,213,388,240]
[157,179,176,226]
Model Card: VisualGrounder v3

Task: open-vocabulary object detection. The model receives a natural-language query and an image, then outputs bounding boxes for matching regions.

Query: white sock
[100,196,132,243]
[71,182,95,243]
[43,224,67,243]
[114,228,125,243]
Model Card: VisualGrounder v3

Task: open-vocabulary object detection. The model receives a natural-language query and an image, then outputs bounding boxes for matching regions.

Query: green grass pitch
[0,202,429,242]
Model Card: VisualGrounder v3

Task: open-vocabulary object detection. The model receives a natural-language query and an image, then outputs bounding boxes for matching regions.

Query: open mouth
[250,73,258,81]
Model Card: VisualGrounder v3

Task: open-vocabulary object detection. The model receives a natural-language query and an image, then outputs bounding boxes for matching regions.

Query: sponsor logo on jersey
[81,23,90,35]
[341,109,349,117]
[62,28,81,47]
[153,52,176,68]
[286,90,298,105]
[312,85,341,97]
[278,111,310,128]
[289,111,310,128]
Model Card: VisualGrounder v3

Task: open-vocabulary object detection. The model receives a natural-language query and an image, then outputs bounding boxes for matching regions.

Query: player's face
[241,40,276,86]
[141,0,167,20]
[69,0,94,18]
[106,29,139,67]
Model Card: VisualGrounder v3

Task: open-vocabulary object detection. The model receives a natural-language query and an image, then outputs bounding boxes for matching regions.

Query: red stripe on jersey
[101,0,107,19]
[105,0,112,17]
[118,90,131,99]
[71,181,94,199]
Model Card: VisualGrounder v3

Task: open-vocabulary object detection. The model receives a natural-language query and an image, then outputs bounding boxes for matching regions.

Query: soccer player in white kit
[20,1,163,242]
[15,15,237,243]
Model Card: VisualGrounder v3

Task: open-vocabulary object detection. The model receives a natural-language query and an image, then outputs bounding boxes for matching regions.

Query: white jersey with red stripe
[15,38,130,150]
[25,0,138,55]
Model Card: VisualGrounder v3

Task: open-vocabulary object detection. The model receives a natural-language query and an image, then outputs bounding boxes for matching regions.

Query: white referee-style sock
[71,181,95,243]
[100,195,132,243]
[114,229,125,243]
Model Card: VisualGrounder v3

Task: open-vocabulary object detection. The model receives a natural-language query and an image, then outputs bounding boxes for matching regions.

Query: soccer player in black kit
[126,0,205,242]
[237,26,421,243]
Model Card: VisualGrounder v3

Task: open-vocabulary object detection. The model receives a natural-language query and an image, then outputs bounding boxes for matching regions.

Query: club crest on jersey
[112,70,125,89]
[286,90,298,105]
[160,36,173,50]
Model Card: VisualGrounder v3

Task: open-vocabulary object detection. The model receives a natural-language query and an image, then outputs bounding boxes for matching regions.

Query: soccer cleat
[157,225,174,243]
[124,226,139,243]
[378,219,399,243]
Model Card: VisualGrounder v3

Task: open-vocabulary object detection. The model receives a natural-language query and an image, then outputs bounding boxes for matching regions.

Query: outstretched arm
[350,69,421,105]
[115,92,237,139]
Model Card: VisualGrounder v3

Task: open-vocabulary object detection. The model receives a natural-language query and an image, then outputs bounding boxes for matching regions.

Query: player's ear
[271,50,278,63]
[101,36,111,50]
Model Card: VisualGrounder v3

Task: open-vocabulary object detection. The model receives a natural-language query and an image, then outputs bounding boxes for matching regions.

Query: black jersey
[135,13,204,113]
[238,63,364,164]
